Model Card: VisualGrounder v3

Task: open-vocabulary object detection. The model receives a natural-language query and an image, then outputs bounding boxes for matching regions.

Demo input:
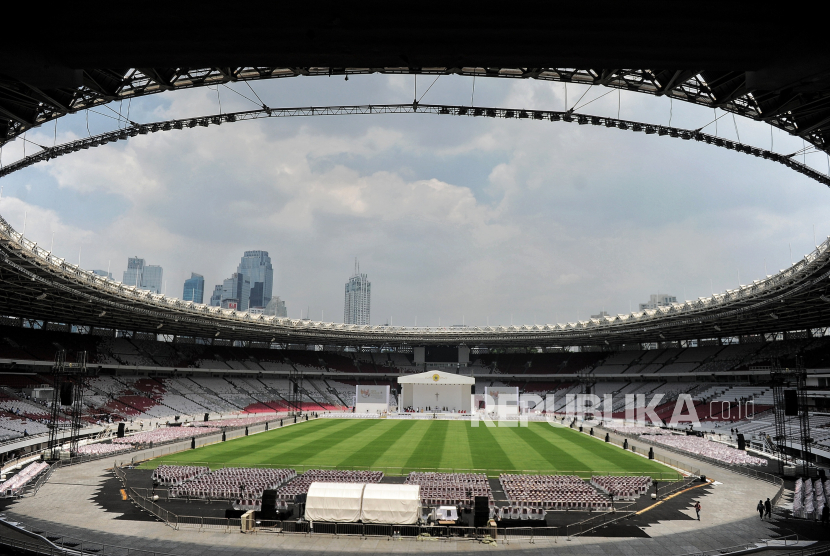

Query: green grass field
[140,419,680,480]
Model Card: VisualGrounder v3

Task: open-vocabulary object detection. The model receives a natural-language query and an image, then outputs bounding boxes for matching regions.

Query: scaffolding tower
[771,359,812,475]
[47,350,90,459]
[288,365,303,417]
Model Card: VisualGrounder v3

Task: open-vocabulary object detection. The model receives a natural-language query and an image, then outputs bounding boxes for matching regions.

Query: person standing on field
[757,500,764,519]
[694,501,701,520]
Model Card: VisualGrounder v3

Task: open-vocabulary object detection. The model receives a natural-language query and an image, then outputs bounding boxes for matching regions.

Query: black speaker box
[474,496,489,527]
[204,413,209,422]
[784,390,799,416]
[737,433,746,450]
[262,489,277,510]
[60,383,73,406]
[117,422,126,438]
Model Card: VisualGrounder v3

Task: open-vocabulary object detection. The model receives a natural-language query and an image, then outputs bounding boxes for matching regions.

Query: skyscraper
[344,260,371,325]
[265,296,288,317]
[123,257,145,288]
[237,251,273,309]
[183,273,205,303]
[142,265,163,294]
[209,285,223,306]
[122,256,163,294]
[222,272,251,311]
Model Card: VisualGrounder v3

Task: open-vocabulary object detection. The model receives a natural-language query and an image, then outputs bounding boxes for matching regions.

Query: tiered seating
[0,461,49,495]
[191,415,275,428]
[405,472,492,508]
[112,426,219,445]
[151,465,210,486]
[499,474,611,510]
[275,469,383,503]
[169,467,296,507]
[76,443,131,455]
[642,434,767,465]
[590,476,652,500]
[607,425,675,435]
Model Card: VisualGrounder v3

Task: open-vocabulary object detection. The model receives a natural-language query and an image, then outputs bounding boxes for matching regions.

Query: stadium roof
[1,6,829,153]
[1,6,829,347]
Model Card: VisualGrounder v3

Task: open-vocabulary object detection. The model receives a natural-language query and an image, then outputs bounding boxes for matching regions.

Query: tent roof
[397,370,475,385]
[362,483,420,501]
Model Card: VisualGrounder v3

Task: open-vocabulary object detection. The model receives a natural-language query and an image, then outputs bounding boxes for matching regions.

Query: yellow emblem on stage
[432,373,440,382]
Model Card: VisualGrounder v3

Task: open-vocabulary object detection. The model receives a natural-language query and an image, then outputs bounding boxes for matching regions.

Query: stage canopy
[398,370,474,412]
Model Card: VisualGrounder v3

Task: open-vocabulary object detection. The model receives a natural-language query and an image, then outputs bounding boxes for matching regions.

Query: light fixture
[821,295,830,303]
[770,313,779,320]
[98,310,106,317]
[156,323,164,329]
[215,331,221,337]
[36,292,47,300]
[659,333,665,339]
[714,325,721,332]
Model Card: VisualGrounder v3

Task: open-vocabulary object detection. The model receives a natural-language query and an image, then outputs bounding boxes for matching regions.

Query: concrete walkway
[0,443,790,555]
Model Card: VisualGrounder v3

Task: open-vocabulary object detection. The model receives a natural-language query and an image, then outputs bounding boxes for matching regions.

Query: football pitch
[141,418,681,479]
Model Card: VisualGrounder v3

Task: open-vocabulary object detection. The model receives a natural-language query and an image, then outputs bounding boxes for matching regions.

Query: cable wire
[244,80,268,109]
[417,75,440,103]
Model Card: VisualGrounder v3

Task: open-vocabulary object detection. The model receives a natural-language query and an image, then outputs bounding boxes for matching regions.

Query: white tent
[305,482,365,522]
[360,483,421,524]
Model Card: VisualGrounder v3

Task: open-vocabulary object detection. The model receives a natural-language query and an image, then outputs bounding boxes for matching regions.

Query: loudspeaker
[60,383,73,406]
[117,422,126,438]
[474,496,489,527]
[784,390,799,416]
[204,413,209,422]
[262,489,277,511]
[295,493,307,517]
[737,433,746,450]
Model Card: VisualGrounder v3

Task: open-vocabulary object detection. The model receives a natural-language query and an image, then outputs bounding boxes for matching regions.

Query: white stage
[398,370,474,412]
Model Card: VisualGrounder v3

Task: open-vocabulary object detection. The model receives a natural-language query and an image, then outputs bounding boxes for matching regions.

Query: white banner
[356,385,390,405]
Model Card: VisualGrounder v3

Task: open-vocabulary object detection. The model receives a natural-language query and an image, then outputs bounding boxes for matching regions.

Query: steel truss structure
[288,366,303,417]
[771,362,813,475]
[2,66,830,156]
[47,350,89,459]
[2,103,828,186]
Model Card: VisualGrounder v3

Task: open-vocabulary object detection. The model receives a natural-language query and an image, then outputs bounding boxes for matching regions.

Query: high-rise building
[143,265,163,294]
[222,272,251,311]
[123,257,145,288]
[265,296,288,317]
[122,256,163,294]
[183,273,205,303]
[344,260,371,325]
[92,269,113,280]
[237,251,273,309]
[639,293,677,311]
[209,285,223,306]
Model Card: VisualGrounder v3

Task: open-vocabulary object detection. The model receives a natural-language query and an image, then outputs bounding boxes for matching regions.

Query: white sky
[1,74,828,326]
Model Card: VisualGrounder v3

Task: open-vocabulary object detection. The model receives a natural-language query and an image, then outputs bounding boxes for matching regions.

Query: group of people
[757,497,829,525]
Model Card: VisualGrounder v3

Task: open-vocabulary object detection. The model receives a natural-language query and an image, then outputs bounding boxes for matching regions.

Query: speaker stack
[60,383,73,406]
[784,390,799,416]
[737,433,746,450]
[474,495,489,527]
[117,422,126,438]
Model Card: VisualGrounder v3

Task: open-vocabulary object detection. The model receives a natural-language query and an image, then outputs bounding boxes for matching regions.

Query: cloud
[2,75,829,326]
